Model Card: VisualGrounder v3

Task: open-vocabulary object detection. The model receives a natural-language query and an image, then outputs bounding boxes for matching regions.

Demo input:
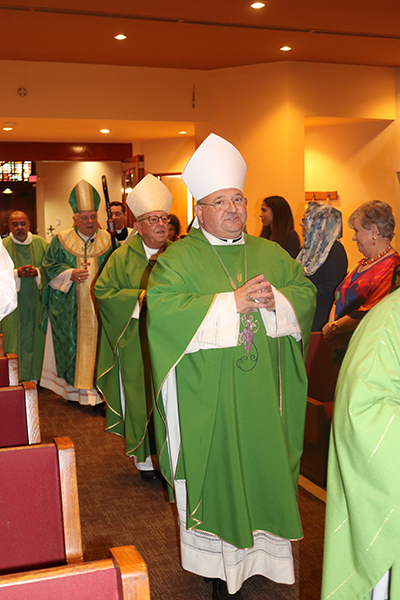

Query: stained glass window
[0,161,33,182]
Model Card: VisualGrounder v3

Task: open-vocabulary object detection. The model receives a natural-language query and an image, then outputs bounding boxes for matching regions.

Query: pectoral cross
[82,258,91,270]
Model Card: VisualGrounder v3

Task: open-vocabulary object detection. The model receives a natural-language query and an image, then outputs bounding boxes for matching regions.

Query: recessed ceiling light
[2,127,13,131]
[178,131,187,135]
[2,188,13,194]
[100,129,110,134]
[251,2,265,8]
[114,34,127,40]
[280,46,292,52]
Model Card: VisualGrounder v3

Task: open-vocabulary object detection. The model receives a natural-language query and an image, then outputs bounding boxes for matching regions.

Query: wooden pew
[0,334,18,386]
[300,332,340,488]
[0,545,151,599]
[0,382,40,447]
[0,437,83,575]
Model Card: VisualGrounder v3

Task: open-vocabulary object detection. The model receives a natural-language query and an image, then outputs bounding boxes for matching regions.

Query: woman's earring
[372,235,377,245]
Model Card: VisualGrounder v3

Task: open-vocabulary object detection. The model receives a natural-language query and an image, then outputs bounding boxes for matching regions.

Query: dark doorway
[0,182,37,237]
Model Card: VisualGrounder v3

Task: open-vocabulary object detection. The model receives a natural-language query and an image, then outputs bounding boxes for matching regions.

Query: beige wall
[203,61,396,239]
[1,58,399,258]
[0,60,209,122]
[305,120,396,268]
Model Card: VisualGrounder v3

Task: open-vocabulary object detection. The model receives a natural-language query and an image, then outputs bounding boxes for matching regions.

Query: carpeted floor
[38,388,325,600]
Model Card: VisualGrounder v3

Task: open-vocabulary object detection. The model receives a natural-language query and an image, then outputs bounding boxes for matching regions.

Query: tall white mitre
[182,133,247,201]
[126,173,172,218]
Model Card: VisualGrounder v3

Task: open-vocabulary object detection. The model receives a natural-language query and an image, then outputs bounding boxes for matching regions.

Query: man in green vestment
[146,134,316,600]
[0,211,48,381]
[40,179,113,406]
[95,174,172,480]
[322,287,400,600]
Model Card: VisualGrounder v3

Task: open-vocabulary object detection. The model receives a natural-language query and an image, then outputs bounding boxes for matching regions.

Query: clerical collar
[10,232,33,246]
[75,228,97,243]
[142,240,164,260]
[201,227,244,246]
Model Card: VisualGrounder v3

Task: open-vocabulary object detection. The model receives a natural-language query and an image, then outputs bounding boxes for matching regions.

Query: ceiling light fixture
[2,127,13,131]
[2,188,13,194]
[251,2,265,8]
[114,34,127,40]
[178,130,187,135]
[280,46,292,52]
[100,129,110,134]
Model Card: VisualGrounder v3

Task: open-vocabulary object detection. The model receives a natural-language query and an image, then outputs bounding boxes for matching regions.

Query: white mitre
[182,133,247,201]
[126,173,172,218]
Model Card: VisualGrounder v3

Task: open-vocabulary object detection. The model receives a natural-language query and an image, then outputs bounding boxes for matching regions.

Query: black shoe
[212,579,243,600]
[139,470,160,482]
[92,403,106,416]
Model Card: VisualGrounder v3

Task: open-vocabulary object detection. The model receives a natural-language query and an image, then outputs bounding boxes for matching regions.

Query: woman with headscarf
[297,202,348,332]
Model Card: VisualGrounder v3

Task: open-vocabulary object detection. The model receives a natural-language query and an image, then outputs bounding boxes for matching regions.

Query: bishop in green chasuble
[322,287,400,600]
[146,133,316,598]
[0,212,48,381]
[40,180,113,405]
[96,174,173,470]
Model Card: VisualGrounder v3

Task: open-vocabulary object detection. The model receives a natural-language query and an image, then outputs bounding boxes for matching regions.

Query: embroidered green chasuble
[40,228,113,389]
[0,235,48,381]
[147,228,316,549]
[95,234,171,461]
[322,288,400,600]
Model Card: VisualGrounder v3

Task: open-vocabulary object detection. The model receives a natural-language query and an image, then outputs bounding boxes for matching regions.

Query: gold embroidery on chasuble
[58,228,112,389]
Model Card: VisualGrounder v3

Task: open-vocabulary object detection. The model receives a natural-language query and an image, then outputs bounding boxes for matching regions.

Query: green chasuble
[95,234,171,461]
[322,287,400,600]
[0,234,48,381]
[146,228,316,549]
[40,228,113,389]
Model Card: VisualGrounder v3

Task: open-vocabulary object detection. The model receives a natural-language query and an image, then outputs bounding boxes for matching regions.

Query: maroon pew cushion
[0,445,66,574]
[0,359,9,387]
[0,387,28,448]
[0,566,119,600]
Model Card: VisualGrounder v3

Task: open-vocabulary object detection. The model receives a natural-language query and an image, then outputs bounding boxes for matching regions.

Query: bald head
[8,211,30,242]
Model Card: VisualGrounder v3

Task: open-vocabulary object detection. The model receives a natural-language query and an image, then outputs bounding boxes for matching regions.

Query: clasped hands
[17,264,38,278]
[234,274,275,314]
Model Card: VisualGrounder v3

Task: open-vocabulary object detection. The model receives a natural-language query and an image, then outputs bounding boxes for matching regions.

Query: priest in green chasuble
[95,174,172,480]
[322,287,400,600]
[146,134,316,600]
[40,179,113,405]
[0,211,48,381]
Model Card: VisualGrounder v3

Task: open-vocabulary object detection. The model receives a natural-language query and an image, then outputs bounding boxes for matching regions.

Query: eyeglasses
[197,196,247,211]
[138,215,169,225]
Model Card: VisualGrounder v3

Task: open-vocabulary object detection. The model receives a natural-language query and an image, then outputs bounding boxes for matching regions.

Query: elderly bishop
[40,179,114,406]
[95,174,172,480]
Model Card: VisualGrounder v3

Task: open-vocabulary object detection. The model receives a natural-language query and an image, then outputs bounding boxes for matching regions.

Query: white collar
[142,240,164,259]
[201,227,244,246]
[10,232,33,245]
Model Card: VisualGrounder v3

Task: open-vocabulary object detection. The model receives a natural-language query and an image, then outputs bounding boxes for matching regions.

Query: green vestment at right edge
[146,228,316,549]
[322,287,400,600]
[95,233,171,461]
